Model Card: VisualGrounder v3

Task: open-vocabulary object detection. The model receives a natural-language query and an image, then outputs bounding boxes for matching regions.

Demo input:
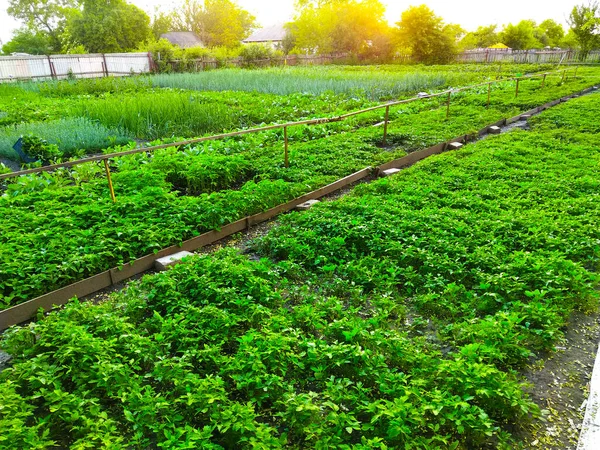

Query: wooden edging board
[1,82,598,331]
[0,168,372,330]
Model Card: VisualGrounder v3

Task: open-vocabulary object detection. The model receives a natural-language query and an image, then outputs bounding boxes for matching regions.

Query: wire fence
[0,53,153,82]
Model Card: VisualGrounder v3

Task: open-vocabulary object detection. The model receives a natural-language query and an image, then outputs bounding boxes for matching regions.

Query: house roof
[243,24,286,43]
[160,32,204,48]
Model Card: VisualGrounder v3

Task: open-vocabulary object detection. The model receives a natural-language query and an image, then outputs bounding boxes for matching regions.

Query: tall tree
[395,5,460,63]
[500,20,541,49]
[536,19,565,48]
[7,0,78,52]
[69,0,151,53]
[173,0,256,48]
[291,0,392,57]
[2,27,53,54]
[459,25,498,50]
[568,1,600,55]
[151,10,176,41]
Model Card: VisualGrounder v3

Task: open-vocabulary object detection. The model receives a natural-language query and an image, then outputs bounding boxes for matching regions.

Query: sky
[0,0,579,47]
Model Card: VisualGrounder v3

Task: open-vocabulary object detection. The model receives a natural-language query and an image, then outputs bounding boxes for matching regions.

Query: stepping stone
[372,121,385,127]
[448,142,463,150]
[154,251,193,271]
[381,168,401,177]
[417,92,430,98]
[488,125,501,134]
[295,199,320,211]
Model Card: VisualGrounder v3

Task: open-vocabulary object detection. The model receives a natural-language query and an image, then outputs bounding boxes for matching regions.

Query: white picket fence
[0,53,153,82]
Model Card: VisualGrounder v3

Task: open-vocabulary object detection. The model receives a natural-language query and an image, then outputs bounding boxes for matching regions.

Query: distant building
[243,25,286,49]
[487,43,511,50]
[160,32,204,48]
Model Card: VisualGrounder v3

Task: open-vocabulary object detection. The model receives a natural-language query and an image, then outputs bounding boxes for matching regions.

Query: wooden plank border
[0,168,372,330]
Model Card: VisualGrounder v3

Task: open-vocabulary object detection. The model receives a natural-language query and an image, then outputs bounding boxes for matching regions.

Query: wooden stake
[574,66,578,78]
[382,105,390,146]
[486,82,491,108]
[445,91,451,119]
[515,78,520,97]
[562,69,566,83]
[541,73,547,89]
[103,159,116,203]
[284,126,289,168]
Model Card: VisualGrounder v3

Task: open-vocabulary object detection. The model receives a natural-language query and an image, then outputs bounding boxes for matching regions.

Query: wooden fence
[162,53,352,71]
[2,48,597,83]
[458,49,600,64]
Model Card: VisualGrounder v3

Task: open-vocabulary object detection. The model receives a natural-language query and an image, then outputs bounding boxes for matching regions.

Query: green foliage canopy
[289,0,392,58]
[1,28,53,55]
[172,0,257,48]
[395,4,461,64]
[7,0,78,52]
[568,1,600,54]
[68,0,151,53]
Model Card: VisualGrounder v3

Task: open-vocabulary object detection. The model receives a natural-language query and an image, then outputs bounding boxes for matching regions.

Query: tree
[500,20,541,49]
[7,0,78,52]
[69,0,151,53]
[568,1,600,55]
[2,27,53,54]
[459,25,498,50]
[173,0,257,48]
[151,10,176,41]
[536,19,565,47]
[395,5,460,63]
[290,0,392,57]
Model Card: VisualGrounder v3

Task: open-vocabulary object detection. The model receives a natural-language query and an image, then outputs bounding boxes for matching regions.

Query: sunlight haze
[0,0,580,48]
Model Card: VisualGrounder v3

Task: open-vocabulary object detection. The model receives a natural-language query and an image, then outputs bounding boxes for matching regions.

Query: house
[160,32,204,49]
[242,24,286,49]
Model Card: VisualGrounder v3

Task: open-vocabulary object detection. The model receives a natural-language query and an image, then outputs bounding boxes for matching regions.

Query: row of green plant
[0,68,596,308]
[148,63,558,99]
[1,92,598,448]
[0,64,577,162]
[0,118,130,160]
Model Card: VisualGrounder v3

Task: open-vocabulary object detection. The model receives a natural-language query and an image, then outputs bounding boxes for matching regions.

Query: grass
[0,118,131,160]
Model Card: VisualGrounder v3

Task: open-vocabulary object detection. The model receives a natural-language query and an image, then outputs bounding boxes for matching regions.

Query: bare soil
[514,310,600,449]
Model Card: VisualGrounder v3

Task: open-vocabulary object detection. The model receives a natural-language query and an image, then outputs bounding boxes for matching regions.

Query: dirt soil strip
[577,313,600,449]
[511,311,600,449]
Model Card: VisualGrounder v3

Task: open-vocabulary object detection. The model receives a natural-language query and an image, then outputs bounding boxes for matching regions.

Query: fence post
[382,105,390,146]
[46,55,57,80]
[486,82,491,108]
[103,159,116,202]
[515,78,520,97]
[445,91,451,119]
[147,52,154,73]
[284,126,289,168]
[102,54,109,77]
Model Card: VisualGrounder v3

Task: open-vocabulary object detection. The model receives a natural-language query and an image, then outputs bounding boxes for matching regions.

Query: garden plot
[0,66,598,310]
[0,92,599,448]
